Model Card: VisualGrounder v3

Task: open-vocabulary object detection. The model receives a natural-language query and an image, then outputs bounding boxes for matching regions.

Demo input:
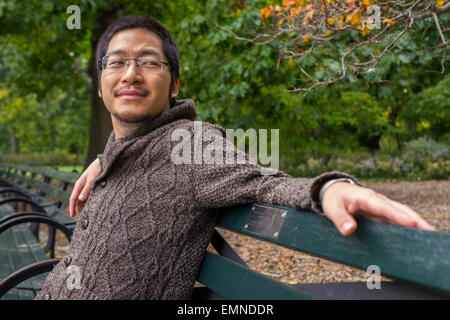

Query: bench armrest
[0,259,60,298]
[0,197,46,214]
[0,214,73,259]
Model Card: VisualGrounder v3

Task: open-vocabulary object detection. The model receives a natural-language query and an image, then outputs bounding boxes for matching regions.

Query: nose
[120,60,143,85]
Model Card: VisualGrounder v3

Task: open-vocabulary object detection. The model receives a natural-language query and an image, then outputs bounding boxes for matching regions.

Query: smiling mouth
[114,87,149,100]
[119,93,145,100]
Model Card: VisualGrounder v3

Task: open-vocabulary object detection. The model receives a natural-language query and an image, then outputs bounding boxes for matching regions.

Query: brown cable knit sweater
[35,99,355,300]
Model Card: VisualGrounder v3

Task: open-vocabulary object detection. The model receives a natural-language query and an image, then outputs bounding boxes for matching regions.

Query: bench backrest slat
[6,168,72,206]
[197,252,312,300]
[13,164,78,184]
[217,203,450,294]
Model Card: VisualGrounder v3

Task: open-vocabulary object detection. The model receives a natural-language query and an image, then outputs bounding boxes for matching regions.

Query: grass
[53,166,84,174]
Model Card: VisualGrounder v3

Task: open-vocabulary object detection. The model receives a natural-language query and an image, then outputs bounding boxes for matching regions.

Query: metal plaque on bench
[243,205,288,239]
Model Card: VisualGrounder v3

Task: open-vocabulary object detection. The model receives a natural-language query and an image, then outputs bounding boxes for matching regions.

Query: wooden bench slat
[0,201,50,299]
[12,164,79,184]
[197,252,312,300]
[14,222,49,294]
[0,174,75,227]
[10,226,41,292]
[8,172,71,206]
[217,203,450,294]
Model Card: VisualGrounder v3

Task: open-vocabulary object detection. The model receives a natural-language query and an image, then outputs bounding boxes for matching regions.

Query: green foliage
[0,0,448,181]
[402,74,450,139]
[402,137,449,165]
[281,137,449,180]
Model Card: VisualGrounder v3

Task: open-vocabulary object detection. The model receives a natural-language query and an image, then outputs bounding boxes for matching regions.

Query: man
[35,15,434,300]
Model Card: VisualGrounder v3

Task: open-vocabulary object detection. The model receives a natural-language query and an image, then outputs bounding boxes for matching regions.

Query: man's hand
[322,182,435,236]
[69,158,102,218]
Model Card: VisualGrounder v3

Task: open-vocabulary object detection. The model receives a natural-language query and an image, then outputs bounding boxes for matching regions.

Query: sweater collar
[97,99,197,180]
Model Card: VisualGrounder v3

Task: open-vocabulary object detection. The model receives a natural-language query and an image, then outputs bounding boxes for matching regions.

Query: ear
[171,77,179,98]
[98,89,102,99]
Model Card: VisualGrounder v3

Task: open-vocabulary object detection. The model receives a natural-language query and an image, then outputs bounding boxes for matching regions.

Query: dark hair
[95,15,179,108]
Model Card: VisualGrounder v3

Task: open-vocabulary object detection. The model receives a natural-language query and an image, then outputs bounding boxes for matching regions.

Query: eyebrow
[107,48,163,58]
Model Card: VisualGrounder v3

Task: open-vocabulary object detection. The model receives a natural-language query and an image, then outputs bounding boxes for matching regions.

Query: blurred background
[0,0,448,180]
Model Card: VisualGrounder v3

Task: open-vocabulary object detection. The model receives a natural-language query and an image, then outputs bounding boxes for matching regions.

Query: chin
[112,111,152,124]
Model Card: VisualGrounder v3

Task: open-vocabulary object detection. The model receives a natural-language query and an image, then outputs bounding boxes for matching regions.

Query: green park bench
[0,163,449,300]
[0,164,75,299]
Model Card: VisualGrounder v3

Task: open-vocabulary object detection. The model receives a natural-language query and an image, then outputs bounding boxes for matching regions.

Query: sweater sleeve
[190,122,359,214]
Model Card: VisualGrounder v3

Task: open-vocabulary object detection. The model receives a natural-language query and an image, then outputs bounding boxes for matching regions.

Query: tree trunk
[84,6,125,169]
[8,128,19,154]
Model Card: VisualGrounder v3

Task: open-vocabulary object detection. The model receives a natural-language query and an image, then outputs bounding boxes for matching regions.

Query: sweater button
[43,293,51,300]
[63,256,72,267]
[101,180,107,187]
[81,219,89,229]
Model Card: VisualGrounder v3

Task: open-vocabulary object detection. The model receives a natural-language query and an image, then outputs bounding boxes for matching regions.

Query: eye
[108,58,125,67]
[142,58,159,66]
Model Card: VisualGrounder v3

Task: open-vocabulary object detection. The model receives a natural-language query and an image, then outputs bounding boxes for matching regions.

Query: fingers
[70,178,85,218]
[323,201,358,236]
[378,195,435,231]
[75,179,95,216]
[348,190,435,232]
[69,159,102,218]
[350,191,418,228]
[322,183,436,236]
[78,178,95,202]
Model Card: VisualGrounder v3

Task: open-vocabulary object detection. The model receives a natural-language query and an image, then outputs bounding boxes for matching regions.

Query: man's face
[99,28,178,124]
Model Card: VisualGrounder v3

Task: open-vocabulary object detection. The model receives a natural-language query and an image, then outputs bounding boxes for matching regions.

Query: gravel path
[208,180,450,285]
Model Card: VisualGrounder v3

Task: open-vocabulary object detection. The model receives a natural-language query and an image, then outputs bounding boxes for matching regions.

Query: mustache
[113,86,149,97]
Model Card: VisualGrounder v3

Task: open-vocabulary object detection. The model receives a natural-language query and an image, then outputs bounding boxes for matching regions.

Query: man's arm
[190,122,435,235]
[71,122,435,235]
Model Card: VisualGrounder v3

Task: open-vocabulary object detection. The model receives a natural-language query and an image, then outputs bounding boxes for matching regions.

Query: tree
[216,0,449,93]
[0,0,162,167]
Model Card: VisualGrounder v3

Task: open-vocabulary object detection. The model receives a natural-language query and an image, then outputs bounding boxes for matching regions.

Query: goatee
[112,111,151,124]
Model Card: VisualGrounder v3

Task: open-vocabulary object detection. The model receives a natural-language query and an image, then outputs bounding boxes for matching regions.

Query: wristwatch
[319,178,356,205]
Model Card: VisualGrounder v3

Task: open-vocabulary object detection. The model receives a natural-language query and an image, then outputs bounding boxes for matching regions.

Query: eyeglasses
[99,56,170,73]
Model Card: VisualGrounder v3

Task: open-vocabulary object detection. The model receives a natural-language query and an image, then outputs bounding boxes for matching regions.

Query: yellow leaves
[362,27,371,36]
[383,18,395,26]
[303,34,312,43]
[261,6,272,22]
[324,30,334,37]
[347,0,355,8]
[290,7,301,17]
[0,89,8,100]
[436,0,444,8]
[346,8,361,25]
[419,121,431,130]
[327,17,335,26]
[362,0,371,5]
[335,15,345,29]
